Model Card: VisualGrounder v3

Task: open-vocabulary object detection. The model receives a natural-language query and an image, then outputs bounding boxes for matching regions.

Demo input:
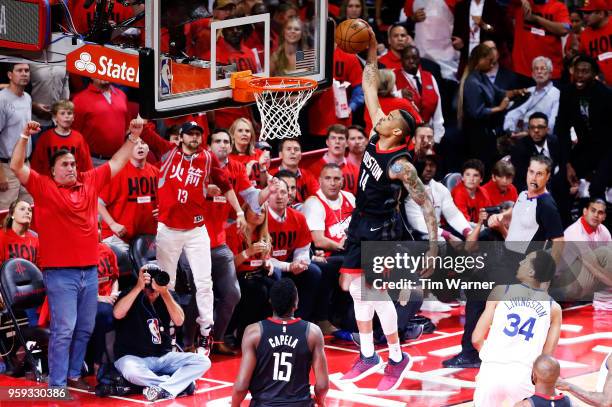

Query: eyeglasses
[528,125,547,130]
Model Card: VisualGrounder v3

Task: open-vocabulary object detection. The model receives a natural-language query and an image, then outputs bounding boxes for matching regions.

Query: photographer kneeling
[113,265,210,401]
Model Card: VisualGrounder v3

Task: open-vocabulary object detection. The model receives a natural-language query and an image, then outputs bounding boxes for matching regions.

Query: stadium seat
[0,259,48,381]
[442,172,462,191]
[109,243,137,290]
[129,234,157,271]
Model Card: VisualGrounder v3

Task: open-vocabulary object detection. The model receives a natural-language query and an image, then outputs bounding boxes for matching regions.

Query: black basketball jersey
[355,133,410,216]
[249,318,313,407]
[524,393,573,407]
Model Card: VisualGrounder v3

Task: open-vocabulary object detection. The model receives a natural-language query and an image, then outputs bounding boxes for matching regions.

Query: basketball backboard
[139,0,332,119]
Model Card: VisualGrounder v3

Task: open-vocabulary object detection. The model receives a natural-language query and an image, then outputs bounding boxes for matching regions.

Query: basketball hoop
[232,73,317,141]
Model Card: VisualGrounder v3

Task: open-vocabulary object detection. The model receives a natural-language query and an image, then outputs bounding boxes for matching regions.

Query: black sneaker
[442,353,481,368]
[178,381,196,397]
[143,386,172,401]
[196,334,213,357]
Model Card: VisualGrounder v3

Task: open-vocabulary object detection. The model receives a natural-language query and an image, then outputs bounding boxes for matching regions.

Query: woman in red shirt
[0,200,39,325]
[228,118,269,188]
[226,203,275,339]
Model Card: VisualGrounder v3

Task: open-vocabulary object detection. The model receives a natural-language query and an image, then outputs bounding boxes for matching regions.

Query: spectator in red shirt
[451,159,492,224]
[155,121,246,355]
[482,159,519,206]
[10,118,143,390]
[72,79,131,166]
[378,24,414,71]
[228,118,269,188]
[347,125,367,168]
[271,138,319,203]
[226,202,275,339]
[507,0,570,84]
[579,0,612,85]
[266,179,323,322]
[306,46,363,150]
[98,139,159,252]
[310,124,359,195]
[31,100,93,177]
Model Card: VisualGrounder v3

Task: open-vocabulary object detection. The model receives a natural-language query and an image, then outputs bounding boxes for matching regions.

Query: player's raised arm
[362,25,384,133]
[231,323,261,407]
[308,323,329,406]
[10,121,40,184]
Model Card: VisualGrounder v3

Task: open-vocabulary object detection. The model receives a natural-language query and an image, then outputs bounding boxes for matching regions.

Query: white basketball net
[252,78,316,141]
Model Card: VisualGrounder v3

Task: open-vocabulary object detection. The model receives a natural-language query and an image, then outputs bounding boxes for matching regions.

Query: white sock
[360,332,375,358]
[388,341,402,363]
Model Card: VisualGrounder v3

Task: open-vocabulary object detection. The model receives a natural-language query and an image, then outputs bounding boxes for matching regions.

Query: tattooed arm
[362,25,384,135]
[389,157,439,276]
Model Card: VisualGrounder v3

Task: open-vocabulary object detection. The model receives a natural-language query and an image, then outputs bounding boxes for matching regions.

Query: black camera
[483,206,502,215]
[143,264,170,288]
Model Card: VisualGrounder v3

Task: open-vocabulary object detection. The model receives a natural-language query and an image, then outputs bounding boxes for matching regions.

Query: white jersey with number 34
[480,285,552,368]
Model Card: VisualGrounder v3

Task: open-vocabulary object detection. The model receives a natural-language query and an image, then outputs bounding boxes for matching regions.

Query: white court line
[197,377,233,385]
[68,387,149,405]
[562,304,591,311]
[330,372,458,398]
[593,345,612,354]
[559,332,612,345]
[195,383,233,394]
[428,345,463,358]
[558,359,589,369]
[560,324,584,333]
[402,330,464,348]
[324,344,361,353]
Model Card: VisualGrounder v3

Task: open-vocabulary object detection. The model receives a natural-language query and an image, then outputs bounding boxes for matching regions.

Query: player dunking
[231,278,329,407]
[472,250,562,406]
[338,24,438,392]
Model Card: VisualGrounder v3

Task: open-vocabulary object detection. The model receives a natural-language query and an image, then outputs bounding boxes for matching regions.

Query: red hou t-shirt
[308,48,363,136]
[25,165,111,268]
[0,229,39,266]
[97,243,119,297]
[203,158,252,248]
[99,162,160,242]
[229,149,265,188]
[158,148,231,230]
[482,179,518,206]
[267,208,311,262]
[451,183,492,223]
[579,18,612,85]
[30,129,93,177]
[511,0,570,79]
[225,223,270,274]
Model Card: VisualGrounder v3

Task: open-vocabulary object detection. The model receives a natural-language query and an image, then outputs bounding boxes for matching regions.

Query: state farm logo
[67,44,140,88]
[75,52,96,73]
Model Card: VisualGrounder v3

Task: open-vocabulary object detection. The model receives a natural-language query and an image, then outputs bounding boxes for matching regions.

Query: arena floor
[0,304,609,406]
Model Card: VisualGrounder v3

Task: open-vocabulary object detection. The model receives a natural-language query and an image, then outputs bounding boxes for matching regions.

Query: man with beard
[395,46,444,143]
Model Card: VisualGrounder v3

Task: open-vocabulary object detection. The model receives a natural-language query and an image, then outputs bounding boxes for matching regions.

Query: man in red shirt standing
[10,118,142,390]
[98,139,159,252]
[508,0,570,84]
[156,122,246,355]
[271,138,319,203]
[72,79,131,166]
[310,125,359,195]
[579,0,612,85]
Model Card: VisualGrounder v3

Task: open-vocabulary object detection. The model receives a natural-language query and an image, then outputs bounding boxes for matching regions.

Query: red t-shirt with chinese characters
[225,223,269,273]
[158,148,231,230]
[99,162,159,242]
[267,208,311,262]
[269,166,320,203]
[97,243,119,297]
[510,0,570,79]
[308,48,363,136]
[309,157,359,196]
[31,129,93,177]
[25,165,111,268]
[0,229,39,266]
[451,183,492,223]
[203,158,252,248]
[579,17,612,85]
[482,179,518,206]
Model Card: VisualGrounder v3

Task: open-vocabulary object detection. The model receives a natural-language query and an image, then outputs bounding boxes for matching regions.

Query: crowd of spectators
[0,0,611,399]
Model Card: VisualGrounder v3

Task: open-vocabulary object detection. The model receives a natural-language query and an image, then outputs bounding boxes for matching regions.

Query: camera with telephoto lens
[143,263,170,289]
[483,206,502,215]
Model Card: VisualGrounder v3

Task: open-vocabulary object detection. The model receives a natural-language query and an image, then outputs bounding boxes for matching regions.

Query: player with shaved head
[514,355,572,406]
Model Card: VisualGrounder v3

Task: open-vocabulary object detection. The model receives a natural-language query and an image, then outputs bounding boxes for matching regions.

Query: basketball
[335,19,370,54]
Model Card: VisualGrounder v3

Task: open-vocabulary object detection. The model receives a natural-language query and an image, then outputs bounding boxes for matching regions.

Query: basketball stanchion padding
[231,71,317,141]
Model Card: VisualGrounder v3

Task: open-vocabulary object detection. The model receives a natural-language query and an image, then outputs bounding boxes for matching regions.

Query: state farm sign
[66,44,139,88]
